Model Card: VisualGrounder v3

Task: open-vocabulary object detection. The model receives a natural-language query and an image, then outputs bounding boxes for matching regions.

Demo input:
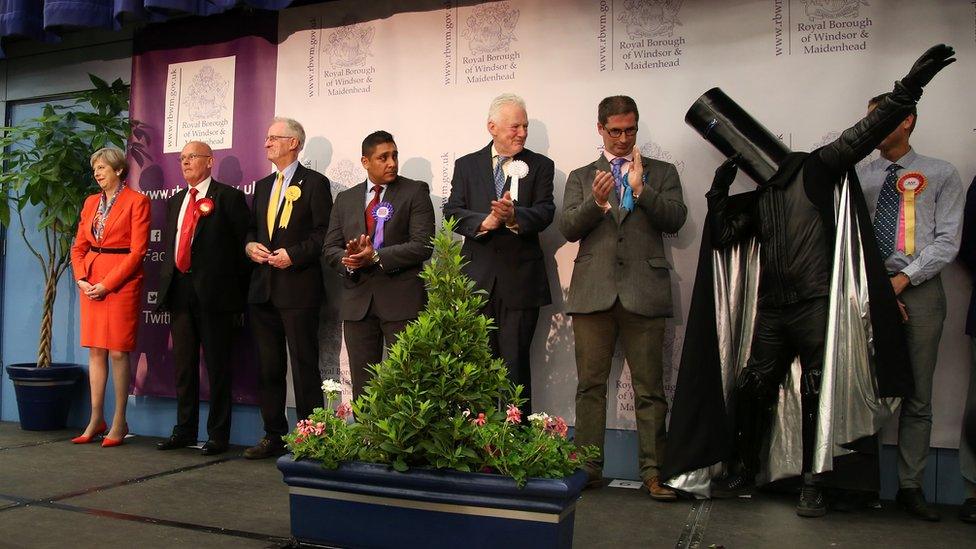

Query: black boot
[960,498,976,523]
[711,469,755,498]
[796,483,827,518]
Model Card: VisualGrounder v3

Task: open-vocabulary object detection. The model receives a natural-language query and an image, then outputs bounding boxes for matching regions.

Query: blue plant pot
[277,456,587,549]
[5,363,83,431]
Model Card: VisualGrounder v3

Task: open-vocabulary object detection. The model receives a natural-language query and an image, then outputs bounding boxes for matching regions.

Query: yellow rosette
[896,172,926,256]
[279,186,302,229]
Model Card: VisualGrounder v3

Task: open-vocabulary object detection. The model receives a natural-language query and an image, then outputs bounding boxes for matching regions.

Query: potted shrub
[1,75,134,430]
[277,220,597,549]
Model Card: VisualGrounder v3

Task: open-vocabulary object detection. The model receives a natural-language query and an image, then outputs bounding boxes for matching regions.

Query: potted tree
[277,220,598,549]
[1,75,134,430]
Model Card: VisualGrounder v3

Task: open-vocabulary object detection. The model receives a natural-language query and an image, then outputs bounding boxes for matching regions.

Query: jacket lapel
[478,144,497,207]
[272,165,306,244]
[99,187,129,242]
[351,181,368,236]
[193,181,217,240]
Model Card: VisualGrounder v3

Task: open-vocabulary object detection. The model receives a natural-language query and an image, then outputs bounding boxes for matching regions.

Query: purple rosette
[371,201,394,249]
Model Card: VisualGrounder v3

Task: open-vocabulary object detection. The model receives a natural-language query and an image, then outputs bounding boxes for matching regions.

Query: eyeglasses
[265,135,296,143]
[602,126,638,138]
[179,153,212,162]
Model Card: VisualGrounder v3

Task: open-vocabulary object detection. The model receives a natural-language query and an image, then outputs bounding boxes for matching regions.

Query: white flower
[321,379,343,395]
[527,412,550,424]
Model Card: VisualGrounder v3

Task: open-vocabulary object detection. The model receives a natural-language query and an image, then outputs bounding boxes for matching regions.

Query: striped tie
[494,155,509,198]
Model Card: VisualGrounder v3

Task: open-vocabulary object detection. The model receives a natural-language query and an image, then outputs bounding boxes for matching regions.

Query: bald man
[156,141,251,456]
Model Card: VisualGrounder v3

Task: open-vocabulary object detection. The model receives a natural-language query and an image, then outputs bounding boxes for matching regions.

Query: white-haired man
[444,93,555,413]
[244,117,333,459]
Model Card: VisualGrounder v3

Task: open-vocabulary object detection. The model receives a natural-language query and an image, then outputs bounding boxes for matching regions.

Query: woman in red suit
[69,147,150,447]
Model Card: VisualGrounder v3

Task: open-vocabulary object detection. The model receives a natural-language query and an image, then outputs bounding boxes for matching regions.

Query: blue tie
[873,163,902,259]
[493,155,509,198]
[611,157,633,212]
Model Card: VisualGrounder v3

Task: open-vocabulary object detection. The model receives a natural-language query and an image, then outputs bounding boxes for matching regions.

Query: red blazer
[71,186,150,290]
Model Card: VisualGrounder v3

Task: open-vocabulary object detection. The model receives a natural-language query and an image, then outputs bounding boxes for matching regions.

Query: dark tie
[493,155,509,198]
[365,184,381,237]
[873,163,902,259]
[176,187,199,273]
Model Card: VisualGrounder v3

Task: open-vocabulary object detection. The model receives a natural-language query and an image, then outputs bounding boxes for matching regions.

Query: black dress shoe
[157,434,196,451]
[201,440,229,456]
[960,498,976,524]
[243,437,287,460]
[896,487,941,522]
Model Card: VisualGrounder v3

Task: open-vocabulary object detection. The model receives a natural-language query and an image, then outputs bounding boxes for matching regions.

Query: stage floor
[0,422,971,548]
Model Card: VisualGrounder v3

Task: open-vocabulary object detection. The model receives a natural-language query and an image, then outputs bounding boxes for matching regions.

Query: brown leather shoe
[644,476,677,501]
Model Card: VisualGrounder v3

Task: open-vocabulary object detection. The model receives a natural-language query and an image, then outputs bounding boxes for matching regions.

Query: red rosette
[896,172,927,195]
[196,197,215,217]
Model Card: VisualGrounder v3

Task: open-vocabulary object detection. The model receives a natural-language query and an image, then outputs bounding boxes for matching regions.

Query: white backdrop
[274,0,976,447]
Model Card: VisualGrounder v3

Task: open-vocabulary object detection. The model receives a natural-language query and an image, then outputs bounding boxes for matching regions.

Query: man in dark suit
[324,131,435,399]
[156,141,250,456]
[559,96,687,500]
[244,117,333,459]
[443,93,555,412]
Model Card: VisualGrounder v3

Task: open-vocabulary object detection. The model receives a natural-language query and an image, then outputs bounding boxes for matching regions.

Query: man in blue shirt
[857,93,965,521]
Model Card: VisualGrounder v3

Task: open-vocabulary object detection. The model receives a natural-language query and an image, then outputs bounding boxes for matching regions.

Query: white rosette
[506,159,529,203]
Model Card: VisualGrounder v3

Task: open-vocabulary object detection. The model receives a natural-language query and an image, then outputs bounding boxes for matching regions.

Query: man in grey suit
[560,95,687,500]
[323,131,435,399]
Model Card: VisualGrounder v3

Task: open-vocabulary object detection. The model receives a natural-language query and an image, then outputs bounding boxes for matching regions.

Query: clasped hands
[77,280,107,301]
[341,234,377,271]
[246,242,293,269]
[479,191,517,232]
[591,145,644,207]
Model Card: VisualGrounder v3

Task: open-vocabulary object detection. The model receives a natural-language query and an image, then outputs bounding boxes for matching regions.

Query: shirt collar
[602,150,634,165]
[366,175,389,190]
[882,148,917,170]
[187,176,212,197]
[278,160,301,183]
[491,144,518,160]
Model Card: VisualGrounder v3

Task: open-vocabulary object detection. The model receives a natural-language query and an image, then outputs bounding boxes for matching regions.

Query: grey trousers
[897,275,946,489]
[962,338,976,497]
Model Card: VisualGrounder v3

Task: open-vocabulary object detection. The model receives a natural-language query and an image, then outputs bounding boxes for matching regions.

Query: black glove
[901,44,956,99]
[711,156,739,191]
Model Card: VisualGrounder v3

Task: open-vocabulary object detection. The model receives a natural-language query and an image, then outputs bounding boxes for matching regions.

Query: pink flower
[569,451,578,461]
[544,416,569,438]
[471,412,487,426]
[335,403,353,420]
[295,435,305,444]
[505,404,522,424]
[296,419,314,436]
[313,422,326,436]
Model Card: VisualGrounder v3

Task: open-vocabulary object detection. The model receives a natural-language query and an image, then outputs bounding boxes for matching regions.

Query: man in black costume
[672,45,955,518]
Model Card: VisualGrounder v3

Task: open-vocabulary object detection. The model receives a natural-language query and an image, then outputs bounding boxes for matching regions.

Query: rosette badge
[196,197,215,217]
[506,160,529,203]
[371,202,394,249]
[278,186,302,229]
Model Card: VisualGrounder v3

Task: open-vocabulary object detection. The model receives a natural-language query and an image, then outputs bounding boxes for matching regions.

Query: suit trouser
[572,300,665,481]
[250,302,323,438]
[960,337,976,496]
[343,300,411,400]
[896,275,946,489]
[485,293,539,412]
[169,272,236,443]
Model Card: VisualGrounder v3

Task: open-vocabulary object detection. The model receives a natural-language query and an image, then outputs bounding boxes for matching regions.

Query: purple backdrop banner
[128,15,278,404]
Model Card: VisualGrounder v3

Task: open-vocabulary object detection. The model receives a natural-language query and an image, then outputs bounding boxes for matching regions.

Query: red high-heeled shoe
[101,424,129,448]
[71,420,107,444]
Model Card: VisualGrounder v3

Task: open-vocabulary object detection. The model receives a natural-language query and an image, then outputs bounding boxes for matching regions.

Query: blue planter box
[5,363,83,430]
[277,456,587,548]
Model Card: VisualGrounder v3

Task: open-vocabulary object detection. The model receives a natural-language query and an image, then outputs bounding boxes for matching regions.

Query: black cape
[662,158,914,482]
